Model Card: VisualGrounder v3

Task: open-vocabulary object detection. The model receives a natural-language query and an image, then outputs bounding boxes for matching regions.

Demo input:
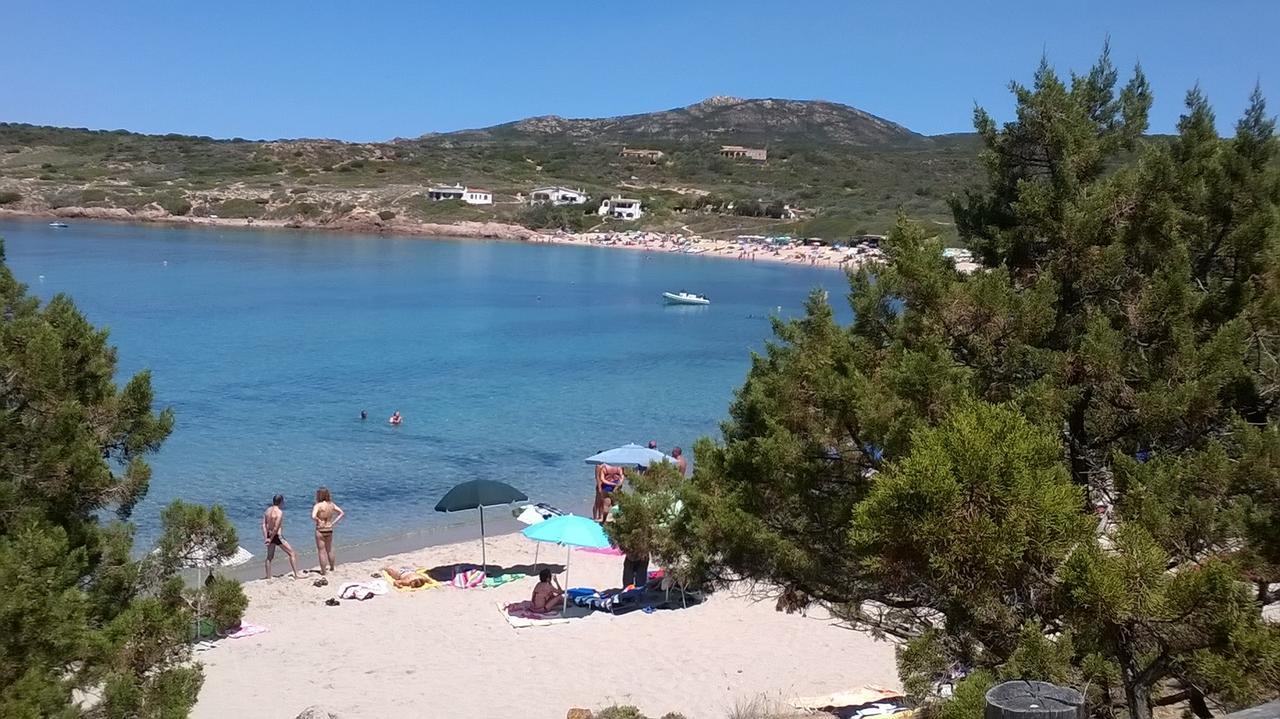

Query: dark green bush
[202,576,248,632]
[0,190,21,204]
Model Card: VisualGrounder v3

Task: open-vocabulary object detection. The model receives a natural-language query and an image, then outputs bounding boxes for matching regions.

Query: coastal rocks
[52,205,137,220]
[325,206,388,233]
[295,706,340,719]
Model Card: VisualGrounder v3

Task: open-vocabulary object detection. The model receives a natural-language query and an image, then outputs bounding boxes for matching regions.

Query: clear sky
[4,0,1276,141]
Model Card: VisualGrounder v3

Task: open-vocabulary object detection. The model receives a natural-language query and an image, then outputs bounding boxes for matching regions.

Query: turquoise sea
[0,218,847,547]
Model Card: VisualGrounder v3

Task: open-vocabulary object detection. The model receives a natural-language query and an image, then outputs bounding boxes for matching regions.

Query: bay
[0,218,848,547]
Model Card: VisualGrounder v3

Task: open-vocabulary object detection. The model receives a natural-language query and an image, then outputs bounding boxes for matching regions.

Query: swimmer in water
[389,411,402,425]
[360,410,367,420]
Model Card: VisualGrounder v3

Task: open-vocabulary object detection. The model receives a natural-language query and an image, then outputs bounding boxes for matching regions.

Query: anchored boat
[662,291,710,306]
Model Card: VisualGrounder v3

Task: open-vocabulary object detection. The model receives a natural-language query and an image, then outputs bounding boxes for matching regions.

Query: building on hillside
[463,188,493,205]
[427,183,466,201]
[718,145,768,161]
[618,147,665,162]
[530,186,588,206]
[427,183,492,205]
[598,196,644,220]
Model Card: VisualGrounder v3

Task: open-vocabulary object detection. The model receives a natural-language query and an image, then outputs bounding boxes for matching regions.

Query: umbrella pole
[562,546,571,614]
[479,505,486,575]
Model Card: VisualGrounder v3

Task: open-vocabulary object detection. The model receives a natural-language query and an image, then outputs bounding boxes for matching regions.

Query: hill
[0,99,981,241]
[428,96,924,147]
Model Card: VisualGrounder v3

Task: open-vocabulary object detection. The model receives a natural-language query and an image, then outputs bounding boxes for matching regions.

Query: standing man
[671,447,689,477]
[262,494,302,579]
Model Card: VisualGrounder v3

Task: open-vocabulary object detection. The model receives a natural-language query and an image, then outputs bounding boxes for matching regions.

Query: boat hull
[662,292,710,305]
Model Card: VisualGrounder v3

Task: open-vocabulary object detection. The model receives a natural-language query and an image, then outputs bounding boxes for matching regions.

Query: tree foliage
[651,49,1280,719]
[0,240,246,718]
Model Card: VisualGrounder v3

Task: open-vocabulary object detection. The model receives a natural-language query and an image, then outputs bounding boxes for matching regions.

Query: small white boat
[48,222,69,228]
[663,291,710,306]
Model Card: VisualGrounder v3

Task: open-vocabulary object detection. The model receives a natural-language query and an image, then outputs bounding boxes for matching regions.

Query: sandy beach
[193,531,898,719]
[0,207,882,271]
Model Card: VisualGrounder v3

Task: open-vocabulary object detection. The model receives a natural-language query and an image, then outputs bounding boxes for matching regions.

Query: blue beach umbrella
[522,515,612,611]
[585,443,672,468]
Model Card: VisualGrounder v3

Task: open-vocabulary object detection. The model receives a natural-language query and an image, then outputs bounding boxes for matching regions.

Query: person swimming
[360,410,368,420]
[388,411,402,426]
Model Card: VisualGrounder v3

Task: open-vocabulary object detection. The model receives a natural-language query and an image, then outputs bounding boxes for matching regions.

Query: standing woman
[311,487,345,575]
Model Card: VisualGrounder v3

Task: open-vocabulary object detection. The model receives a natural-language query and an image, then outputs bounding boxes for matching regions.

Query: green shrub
[159,196,192,215]
[211,198,266,219]
[201,576,248,633]
[377,209,396,221]
[80,188,107,203]
[0,190,21,205]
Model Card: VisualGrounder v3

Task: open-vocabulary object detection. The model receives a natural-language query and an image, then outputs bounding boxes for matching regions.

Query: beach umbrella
[156,542,253,637]
[513,502,565,567]
[584,443,672,468]
[435,479,528,573]
[521,514,611,612]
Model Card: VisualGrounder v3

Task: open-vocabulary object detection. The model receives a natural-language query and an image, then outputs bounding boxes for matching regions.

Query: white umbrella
[161,543,252,638]
[512,503,565,566]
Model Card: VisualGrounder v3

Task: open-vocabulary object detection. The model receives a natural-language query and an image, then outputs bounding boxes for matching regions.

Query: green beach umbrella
[435,479,528,573]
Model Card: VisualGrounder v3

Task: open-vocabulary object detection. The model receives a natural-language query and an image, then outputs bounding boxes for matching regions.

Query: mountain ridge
[421,96,924,147]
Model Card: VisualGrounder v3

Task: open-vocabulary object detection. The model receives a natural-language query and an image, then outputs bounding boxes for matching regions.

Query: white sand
[193,532,898,719]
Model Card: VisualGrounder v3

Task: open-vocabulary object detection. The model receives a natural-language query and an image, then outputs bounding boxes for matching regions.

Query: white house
[427,183,492,205]
[463,188,492,205]
[530,186,588,206]
[598,196,643,220]
[427,183,466,201]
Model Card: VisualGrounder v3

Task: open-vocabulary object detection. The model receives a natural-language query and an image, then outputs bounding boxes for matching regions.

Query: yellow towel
[383,569,441,592]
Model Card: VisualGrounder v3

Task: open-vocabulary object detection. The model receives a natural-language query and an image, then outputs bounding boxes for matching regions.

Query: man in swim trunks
[262,494,302,579]
[531,568,564,613]
[383,565,432,589]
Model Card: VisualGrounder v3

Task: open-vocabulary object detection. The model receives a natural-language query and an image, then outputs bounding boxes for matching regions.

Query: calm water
[0,219,847,546]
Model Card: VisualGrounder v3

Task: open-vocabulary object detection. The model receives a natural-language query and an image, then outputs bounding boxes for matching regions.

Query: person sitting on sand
[383,565,432,589]
[531,568,564,613]
[389,411,402,426]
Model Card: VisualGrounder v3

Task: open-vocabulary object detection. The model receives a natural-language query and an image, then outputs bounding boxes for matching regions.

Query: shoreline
[196,525,900,719]
[0,207,870,271]
[222,498,591,584]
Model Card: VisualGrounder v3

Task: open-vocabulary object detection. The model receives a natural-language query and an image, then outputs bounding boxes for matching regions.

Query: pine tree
[657,50,1280,719]
[0,239,245,718]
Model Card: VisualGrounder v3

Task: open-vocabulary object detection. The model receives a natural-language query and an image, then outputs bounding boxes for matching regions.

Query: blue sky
[4,1,1276,141]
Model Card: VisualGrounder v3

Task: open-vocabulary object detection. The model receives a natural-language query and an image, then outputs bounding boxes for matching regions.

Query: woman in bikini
[598,463,624,522]
[311,486,345,575]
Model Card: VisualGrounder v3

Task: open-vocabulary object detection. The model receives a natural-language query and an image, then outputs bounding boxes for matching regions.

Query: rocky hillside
[426,96,923,147]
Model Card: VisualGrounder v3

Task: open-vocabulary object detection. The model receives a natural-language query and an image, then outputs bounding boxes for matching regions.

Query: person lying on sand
[531,568,564,613]
[383,565,432,589]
